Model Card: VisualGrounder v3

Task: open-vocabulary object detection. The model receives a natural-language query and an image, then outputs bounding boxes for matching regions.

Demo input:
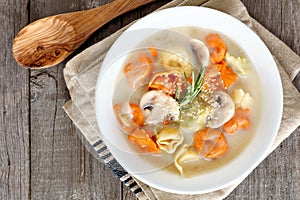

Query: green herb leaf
[178,67,206,109]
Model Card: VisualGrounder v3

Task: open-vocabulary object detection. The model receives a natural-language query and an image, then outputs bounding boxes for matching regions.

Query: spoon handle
[12,0,156,68]
[67,0,157,41]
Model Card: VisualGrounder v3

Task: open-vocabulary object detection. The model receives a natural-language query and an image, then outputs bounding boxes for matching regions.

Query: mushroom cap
[140,90,180,125]
[189,39,210,68]
[207,91,235,128]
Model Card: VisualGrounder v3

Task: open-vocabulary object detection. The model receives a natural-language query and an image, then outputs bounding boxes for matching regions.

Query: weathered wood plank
[0,0,30,199]
[242,0,300,55]
[29,1,121,199]
[226,0,300,199]
[19,0,299,200]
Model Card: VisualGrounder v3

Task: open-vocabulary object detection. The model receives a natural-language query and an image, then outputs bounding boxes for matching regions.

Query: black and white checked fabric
[92,139,144,197]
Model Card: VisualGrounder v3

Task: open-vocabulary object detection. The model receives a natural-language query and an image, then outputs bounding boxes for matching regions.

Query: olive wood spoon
[13,0,156,69]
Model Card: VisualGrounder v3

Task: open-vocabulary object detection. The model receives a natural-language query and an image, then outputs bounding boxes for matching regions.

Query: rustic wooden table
[1,0,299,199]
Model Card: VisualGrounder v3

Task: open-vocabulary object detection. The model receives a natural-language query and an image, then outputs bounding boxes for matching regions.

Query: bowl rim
[95,6,283,194]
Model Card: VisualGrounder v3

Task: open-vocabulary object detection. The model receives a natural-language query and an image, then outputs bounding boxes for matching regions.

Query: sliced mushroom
[207,91,235,128]
[129,84,148,104]
[140,90,180,125]
[189,39,210,68]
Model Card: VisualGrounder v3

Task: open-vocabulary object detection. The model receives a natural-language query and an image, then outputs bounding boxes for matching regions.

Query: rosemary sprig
[178,67,206,109]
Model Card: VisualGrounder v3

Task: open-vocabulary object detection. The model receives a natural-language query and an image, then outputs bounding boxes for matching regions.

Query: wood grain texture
[1,0,299,200]
[0,0,30,199]
[28,1,171,199]
[13,0,156,68]
[226,0,300,199]
[29,1,121,199]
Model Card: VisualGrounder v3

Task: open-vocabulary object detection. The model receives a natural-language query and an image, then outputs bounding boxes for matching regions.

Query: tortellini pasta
[159,49,194,76]
[231,88,253,109]
[156,126,184,154]
[174,144,200,177]
[225,52,250,77]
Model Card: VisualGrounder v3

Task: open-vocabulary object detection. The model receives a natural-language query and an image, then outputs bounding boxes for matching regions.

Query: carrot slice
[205,34,227,64]
[148,47,158,58]
[128,128,161,153]
[123,55,153,89]
[113,103,144,133]
[139,54,153,65]
[194,128,228,159]
[222,119,239,134]
[113,104,137,133]
[223,108,251,135]
[163,119,171,125]
[215,61,238,89]
[123,62,135,74]
[129,103,144,126]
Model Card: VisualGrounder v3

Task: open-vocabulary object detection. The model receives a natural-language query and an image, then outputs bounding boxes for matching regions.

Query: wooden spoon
[12,0,156,69]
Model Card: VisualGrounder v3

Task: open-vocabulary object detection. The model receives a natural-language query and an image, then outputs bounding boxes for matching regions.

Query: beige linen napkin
[63,0,300,199]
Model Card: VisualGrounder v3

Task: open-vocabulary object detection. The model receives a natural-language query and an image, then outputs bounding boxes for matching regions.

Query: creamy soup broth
[112,26,262,177]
